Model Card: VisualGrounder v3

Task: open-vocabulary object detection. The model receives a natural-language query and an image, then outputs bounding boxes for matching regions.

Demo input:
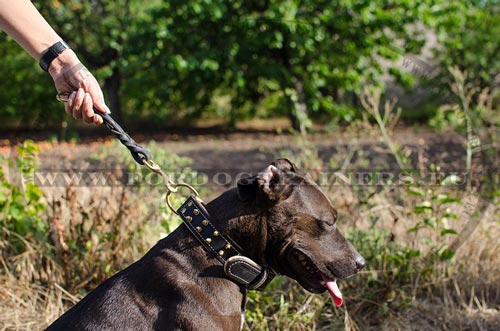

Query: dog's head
[237,158,364,306]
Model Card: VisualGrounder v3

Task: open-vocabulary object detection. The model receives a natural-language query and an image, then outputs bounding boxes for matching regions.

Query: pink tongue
[322,275,343,307]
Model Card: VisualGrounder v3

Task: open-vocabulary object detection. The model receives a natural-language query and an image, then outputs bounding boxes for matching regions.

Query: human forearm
[0,0,61,60]
[0,0,110,124]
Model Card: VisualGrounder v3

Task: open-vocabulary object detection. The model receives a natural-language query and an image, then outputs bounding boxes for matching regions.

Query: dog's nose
[355,256,366,270]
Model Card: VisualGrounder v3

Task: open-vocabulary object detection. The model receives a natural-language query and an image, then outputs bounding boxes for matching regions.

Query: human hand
[48,49,110,125]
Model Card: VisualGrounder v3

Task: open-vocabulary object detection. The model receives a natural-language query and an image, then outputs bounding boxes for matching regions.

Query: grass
[0,275,75,331]
[0,74,499,330]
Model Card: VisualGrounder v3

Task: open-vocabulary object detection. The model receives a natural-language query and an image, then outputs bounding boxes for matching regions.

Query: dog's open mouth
[287,249,343,307]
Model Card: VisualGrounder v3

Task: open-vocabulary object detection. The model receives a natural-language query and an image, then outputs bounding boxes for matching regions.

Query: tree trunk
[286,80,310,135]
[104,68,123,123]
[280,31,310,134]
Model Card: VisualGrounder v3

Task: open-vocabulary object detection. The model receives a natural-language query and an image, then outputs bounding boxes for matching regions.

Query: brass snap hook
[142,159,178,193]
[142,158,201,213]
[166,183,202,215]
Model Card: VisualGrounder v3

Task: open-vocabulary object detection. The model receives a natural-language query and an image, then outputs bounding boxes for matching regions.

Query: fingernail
[94,115,102,125]
[103,105,111,114]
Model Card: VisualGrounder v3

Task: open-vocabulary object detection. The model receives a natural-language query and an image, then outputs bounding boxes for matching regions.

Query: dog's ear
[238,159,296,203]
[255,163,294,203]
[271,158,297,173]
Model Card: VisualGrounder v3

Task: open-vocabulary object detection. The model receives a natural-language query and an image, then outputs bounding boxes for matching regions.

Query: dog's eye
[318,218,336,232]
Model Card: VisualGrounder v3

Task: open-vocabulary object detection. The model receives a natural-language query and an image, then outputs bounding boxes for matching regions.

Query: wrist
[39,40,72,72]
[47,49,80,77]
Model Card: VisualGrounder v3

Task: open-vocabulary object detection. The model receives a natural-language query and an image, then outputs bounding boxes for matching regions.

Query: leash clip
[142,158,201,214]
[142,158,177,191]
[166,184,201,215]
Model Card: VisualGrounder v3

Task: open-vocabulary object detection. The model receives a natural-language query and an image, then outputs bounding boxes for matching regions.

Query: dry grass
[372,301,500,331]
[0,275,77,331]
[1,125,499,330]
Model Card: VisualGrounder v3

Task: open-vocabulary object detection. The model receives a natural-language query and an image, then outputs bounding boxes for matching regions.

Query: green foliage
[128,0,438,128]
[434,1,500,92]
[0,36,62,128]
[429,104,466,131]
[406,187,461,261]
[1,0,448,128]
[0,141,46,253]
[348,229,420,307]
[245,278,325,330]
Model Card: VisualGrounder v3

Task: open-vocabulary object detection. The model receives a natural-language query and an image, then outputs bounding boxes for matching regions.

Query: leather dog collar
[178,196,274,291]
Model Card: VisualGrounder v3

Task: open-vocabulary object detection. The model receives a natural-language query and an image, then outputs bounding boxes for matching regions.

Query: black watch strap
[39,40,71,72]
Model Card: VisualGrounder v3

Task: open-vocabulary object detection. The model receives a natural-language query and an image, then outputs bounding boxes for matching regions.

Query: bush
[0,139,201,293]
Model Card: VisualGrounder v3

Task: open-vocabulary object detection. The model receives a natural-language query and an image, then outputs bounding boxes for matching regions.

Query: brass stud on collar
[218,250,225,256]
[186,216,192,222]
[205,238,212,244]
[193,209,200,215]
[196,226,202,232]
[188,201,193,207]
[181,208,187,214]
[225,243,232,250]
[213,231,219,237]
[202,220,209,226]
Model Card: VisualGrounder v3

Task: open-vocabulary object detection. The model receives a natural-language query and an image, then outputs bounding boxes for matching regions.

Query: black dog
[46,159,364,331]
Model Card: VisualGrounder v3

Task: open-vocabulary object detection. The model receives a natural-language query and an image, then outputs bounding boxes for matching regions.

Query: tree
[1,0,448,129]
[127,0,439,131]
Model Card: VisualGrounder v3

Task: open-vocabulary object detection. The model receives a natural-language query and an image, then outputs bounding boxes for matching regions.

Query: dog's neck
[205,188,269,266]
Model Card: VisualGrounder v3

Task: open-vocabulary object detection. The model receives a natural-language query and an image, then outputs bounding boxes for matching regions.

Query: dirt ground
[1,125,471,194]
[1,123,467,163]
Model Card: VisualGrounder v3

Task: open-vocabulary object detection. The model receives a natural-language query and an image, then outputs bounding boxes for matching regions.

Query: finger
[82,93,94,124]
[65,91,76,115]
[72,88,85,120]
[84,76,111,114]
[93,114,104,126]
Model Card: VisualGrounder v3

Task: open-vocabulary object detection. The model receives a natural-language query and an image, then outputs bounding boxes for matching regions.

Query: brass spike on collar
[177,196,274,290]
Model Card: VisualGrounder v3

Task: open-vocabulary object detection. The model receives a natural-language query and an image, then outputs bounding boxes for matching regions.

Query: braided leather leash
[100,112,151,164]
[55,92,274,290]
[56,93,150,165]
[56,92,183,196]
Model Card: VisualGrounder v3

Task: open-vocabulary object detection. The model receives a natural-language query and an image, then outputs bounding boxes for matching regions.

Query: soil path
[1,127,467,196]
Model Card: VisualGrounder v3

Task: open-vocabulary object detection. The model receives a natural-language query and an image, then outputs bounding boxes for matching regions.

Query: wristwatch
[39,40,71,72]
